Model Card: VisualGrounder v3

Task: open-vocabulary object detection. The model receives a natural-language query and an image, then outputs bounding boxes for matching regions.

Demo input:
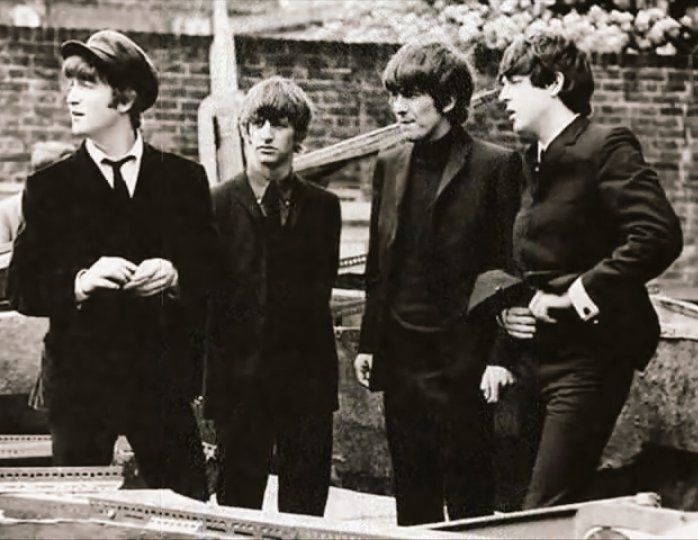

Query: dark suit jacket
[8,142,218,408]
[204,172,341,420]
[358,128,522,392]
[514,116,683,368]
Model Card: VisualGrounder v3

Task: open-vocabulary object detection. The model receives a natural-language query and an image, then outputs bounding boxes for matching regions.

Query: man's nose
[65,85,77,103]
[392,95,408,115]
[66,83,79,105]
[498,85,509,102]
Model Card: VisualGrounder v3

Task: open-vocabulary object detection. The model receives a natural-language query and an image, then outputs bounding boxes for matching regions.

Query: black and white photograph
[0,0,696,538]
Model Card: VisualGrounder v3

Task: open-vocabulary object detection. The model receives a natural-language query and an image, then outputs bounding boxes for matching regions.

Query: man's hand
[78,256,137,296]
[354,353,373,388]
[123,258,178,297]
[480,365,515,404]
[528,290,572,323]
[500,306,537,339]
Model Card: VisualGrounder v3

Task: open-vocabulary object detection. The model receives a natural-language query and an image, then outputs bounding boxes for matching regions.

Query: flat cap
[467,269,528,319]
[61,30,158,111]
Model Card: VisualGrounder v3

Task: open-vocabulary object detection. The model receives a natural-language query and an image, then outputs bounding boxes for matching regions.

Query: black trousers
[50,392,208,501]
[214,398,333,517]
[382,318,494,526]
[521,319,635,509]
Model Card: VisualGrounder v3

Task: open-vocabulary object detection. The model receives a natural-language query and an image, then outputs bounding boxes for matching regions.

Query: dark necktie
[102,156,135,205]
[261,180,280,219]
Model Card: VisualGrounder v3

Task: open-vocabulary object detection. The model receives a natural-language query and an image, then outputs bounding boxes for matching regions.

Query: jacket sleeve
[358,156,385,354]
[173,163,219,310]
[9,173,83,318]
[579,128,683,309]
[487,151,523,368]
[312,192,341,311]
[202,184,231,418]
[326,194,341,297]
[490,150,522,275]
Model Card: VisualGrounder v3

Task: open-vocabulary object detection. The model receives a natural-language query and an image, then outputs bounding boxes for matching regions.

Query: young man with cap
[497,33,683,508]
[204,77,341,516]
[9,30,217,500]
[353,42,521,525]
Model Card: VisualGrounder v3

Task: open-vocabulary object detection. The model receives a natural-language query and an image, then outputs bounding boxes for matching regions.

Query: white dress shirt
[75,132,177,302]
[85,132,144,197]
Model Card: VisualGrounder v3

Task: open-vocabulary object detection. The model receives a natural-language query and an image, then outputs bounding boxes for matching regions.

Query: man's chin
[256,157,283,167]
[513,124,535,139]
[398,128,423,143]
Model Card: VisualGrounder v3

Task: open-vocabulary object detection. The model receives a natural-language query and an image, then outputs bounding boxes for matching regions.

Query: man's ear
[548,72,565,97]
[441,95,456,114]
[115,88,138,114]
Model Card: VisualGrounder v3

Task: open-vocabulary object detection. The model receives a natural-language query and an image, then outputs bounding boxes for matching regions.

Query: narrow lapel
[384,143,412,251]
[433,129,473,203]
[72,142,114,201]
[543,115,589,165]
[132,143,159,200]
[229,173,264,222]
[288,173,308,229]
[392,143,413,211]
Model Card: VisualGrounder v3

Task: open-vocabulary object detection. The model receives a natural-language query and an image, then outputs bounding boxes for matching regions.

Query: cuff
[568,277,600,321]
[167,267,180,299]
[74,269,89,304]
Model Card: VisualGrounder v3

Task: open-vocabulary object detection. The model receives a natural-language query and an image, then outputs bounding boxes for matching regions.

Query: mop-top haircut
[382,41,474,125]
[239,77,314,146]
[498,33,594,116]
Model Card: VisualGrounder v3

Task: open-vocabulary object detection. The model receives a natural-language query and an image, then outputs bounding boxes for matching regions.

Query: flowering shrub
[437,0,694,56]
[293,0,696,59]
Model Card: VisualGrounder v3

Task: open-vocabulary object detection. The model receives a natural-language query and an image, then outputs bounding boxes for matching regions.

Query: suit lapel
[288,174,308,229]
[543,115,589,166]
[132,143,160,200]
[72,142,114,201]
[229,173,264,223]
[392,143,413,211]
[383,143,412,252]
[433,129,473,203]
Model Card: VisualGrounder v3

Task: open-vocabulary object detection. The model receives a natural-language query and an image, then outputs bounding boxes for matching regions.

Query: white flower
[636,37,652,50]
[499,0,518,15]
[647,20,666,43]
[655,42,677,56]
[588,5,609,25]
[526,19,547,37]
[635,10,651,32]
[548,18,564,32]
[610,10,633,25]
[458,21,482,43]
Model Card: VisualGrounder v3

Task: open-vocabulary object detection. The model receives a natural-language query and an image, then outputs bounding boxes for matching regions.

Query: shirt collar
[248,170,296,204]
[538,114,580,160]
[85,131,144,167]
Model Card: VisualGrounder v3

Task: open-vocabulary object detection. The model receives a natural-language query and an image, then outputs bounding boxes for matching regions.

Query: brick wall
[0,25,209,188]
[0,25,695,291]
[0,0,276,34]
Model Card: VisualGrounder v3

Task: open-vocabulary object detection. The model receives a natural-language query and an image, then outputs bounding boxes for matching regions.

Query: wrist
[74,269,90,302]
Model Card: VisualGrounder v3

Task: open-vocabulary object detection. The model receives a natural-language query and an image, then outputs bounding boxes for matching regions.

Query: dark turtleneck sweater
[389,129,454,332]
